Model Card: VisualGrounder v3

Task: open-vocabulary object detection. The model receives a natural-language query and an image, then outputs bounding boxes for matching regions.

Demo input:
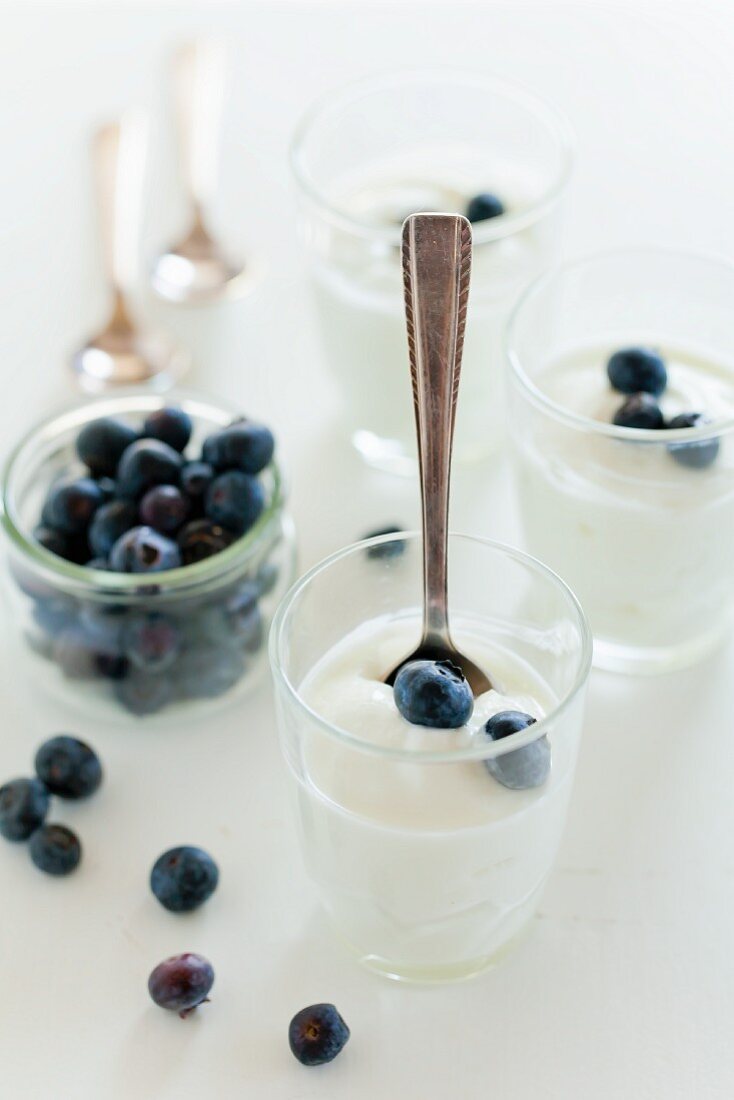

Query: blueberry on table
[34,735,102,799]
[483,710,550,790]
[115,670,173,716]
[289,1004,350,1066]
[150,846,219,912]
[76,417,138,477]
[88,499,137,558]
[606,347,667,397]
[109,526,182,573]
[116,439,183,499]
[394,659,473,728]
[122,612,181,673]
[0,777,50,841]
[148,953,214,1018]
[180,461,214,502]
[612,393,665,430]
[143,407,193,453]
[667,412,720,469]
[205,470,265,535]
[177,519,236,565]
[364,525,406,559]
[466,192,505,223]
[203,422,275,475]
[140,485,190,534]
[29,824,82,876]
[42,477,104,535]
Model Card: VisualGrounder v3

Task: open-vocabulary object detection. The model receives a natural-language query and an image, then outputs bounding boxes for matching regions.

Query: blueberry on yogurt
[666,412,720,469]
[607,347,667,397]
[466,193,505,223]
[612,393,665,430]
[394,659,473,728]
[483,710,550,790]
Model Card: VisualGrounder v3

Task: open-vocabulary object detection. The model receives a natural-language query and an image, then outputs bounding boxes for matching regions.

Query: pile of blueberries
[607,347,720,468]
[23,406,280,715]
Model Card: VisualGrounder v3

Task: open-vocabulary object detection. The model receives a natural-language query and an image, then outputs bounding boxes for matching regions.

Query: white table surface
[1,2,733,1097]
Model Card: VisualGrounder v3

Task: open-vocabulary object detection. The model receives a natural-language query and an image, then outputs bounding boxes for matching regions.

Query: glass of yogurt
[506,248,734,674]
[290,70,574,474]
[270,532,591,982]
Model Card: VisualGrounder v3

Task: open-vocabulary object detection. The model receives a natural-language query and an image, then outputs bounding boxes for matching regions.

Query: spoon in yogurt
[384,212,492,695]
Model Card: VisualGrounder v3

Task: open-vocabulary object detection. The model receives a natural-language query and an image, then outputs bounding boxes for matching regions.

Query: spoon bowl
[151,213,248,304]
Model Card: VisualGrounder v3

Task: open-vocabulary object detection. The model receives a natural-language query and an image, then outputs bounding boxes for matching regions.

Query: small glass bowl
[1,391,296,720]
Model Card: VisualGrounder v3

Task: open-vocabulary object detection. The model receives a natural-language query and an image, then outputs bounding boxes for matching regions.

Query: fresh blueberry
[612,393,665,430]
[116,440,183,499]
[181,461,214,503]
[667,412,720,469]
[0,778,50,841]
[466,193,505,223]
[34,735,102,799]
[177,519,236,565]
[122,612,181,672]
[142,407,193,453]
[393,659,473,728]
[139,485,190,534]
[202,422,275,475]
[115,670,173,716]
[150,846,219,912]
[483,710,550,790]
[364,525,406,559]
[109,526,182,573]
[88,499,137,558]
[148,953,214,1018]
[175,644,244,699]
[76,417,138,477]
[205,471,265,535]
[43,477,104,535]
[288,1004,350,1066]
[607,347,667,397]
[29,824,82,876]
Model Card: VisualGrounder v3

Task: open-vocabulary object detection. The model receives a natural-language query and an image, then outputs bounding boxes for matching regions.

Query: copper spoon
[384,213,492,695]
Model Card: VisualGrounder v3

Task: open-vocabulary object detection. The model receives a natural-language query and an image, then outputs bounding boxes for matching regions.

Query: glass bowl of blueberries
[0,392,295,717]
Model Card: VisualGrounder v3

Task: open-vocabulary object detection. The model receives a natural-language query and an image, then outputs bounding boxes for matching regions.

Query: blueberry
[116,439,183,499]
[109,526,182,573]
[364,525,406,560]
[35,735,102,799]
[33,524,71,558]
[288,1004,350,1067]
[177,519,236,565]
[150,846,219,912]
[667,412,720,469]
[115,671,173,716]
[203,422,275,475]
[175,644,244,699]
[466,193,505,223]
[76,417,138,477]
[142,407,192,453]
[607,347,667,397]
[0,778,50,841]
[140,485,190,534]
[43,477,104,535]
[393,659,473,728]
[205,471,265,535]
[148,953,214,1018]
[29,824,81,876]
[181,461,214,502]
[483,710,550,790]
[612,393,665,430]
[122,612,181,672]
[88,500,137,558]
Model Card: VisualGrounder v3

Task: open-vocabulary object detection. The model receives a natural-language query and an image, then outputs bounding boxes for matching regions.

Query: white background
[1,1,733,1097]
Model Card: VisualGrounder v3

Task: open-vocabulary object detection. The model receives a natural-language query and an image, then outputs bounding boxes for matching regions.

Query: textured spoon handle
[92,115,147,293]
[402,213,472,648]
[173,38,227,213]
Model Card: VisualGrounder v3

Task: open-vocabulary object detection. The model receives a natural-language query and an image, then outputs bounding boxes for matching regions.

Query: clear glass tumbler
[506,248,734,674]
[270,533,591,982]
[290,70,574,474]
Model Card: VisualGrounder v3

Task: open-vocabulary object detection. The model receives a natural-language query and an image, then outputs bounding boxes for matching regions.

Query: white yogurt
[293,616,576,981]
[511,344,734,670]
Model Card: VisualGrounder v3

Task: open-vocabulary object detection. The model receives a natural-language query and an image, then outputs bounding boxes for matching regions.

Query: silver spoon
[72,118,187,391]
[151,39,248,304]
[385,212,492,695]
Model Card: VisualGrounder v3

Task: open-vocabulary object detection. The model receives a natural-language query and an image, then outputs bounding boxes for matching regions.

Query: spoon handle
[173,38,227,217]
[401,213,472,651]
[92,115,147,297]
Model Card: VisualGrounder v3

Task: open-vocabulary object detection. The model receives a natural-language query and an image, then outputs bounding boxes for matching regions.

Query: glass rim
[269,531,592,764]
[505,244,734,443]
[289,67,575,246]
[0,389,285,596]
